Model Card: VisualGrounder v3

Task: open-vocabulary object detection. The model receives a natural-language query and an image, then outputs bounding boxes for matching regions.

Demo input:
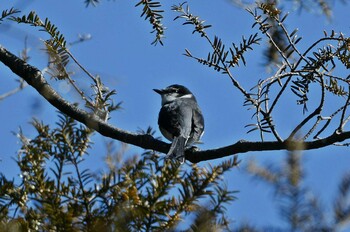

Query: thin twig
[204,34,252,100]
[248,9,293,69]
[66,49,98,84]
[65,74,95,108]
[288,74,325,140]
[304,116,323,140]
[274,15,309,66]
[338,85,350,132]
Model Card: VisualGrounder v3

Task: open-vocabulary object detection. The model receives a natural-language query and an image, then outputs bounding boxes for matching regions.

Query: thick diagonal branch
[0,44,169,154]
[1,44,350,163]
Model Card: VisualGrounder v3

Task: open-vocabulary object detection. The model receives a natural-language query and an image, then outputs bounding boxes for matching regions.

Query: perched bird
[154,84,204,162]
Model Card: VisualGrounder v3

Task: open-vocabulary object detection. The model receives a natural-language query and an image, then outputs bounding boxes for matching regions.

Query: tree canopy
[0,0,349,231]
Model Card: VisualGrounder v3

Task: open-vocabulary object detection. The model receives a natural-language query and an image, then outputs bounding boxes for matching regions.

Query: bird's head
[153,84,194,105]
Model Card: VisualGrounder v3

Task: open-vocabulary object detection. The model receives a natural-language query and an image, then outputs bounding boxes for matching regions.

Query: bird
[154,84,204,162]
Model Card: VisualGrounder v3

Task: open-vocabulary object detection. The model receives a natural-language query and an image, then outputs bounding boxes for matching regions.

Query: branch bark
[1,44,350,163]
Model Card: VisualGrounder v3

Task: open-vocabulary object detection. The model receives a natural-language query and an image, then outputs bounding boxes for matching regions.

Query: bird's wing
[177,101,194,140]
[190,106,205,143]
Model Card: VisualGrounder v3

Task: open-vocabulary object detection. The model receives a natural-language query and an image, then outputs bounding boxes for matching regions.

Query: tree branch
[1,44,350,163]
[0,44,169,153]
[187,132,350,163]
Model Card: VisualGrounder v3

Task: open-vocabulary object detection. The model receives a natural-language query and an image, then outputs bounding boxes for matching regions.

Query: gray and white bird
[154,84,204,162]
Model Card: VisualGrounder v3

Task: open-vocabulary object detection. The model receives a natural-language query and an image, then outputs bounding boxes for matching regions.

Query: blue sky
[1,0,350,229]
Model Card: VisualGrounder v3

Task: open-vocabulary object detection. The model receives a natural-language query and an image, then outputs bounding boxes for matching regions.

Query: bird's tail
[167,136,186,163]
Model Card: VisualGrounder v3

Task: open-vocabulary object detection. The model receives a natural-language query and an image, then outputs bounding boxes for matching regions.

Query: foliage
[85,0,165,45]
[8,10,121,121]
[0,0,349,231]
[5,2,350,146]
[172,3,261,72]
[85,0,102,7]
[11,11,68,51]
[135,0,165,45]
[0,8,20,23]
[231,0,343,19]
[245,150,350,231]
[0,113,238,231]
[84,0,345,46]
[247,4,350,141]
[171,2,350,145]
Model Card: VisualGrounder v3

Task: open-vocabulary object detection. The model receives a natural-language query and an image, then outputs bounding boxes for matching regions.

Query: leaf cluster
[11,11,67,49]
[0,8,20,23]
[246,150,350,231]
[172,3,212,38]
[1,113,93,231]
[184,34,261,74]
[246,4,349,141]
[171,1,350,147]
[6,10,122,122]
[135,0,165,45]
[87,77,122,121]
[9,11,72,83]
[0,113,238,231]
[44,39,70,80]
[172,2,260,104]
[248,4,300,64]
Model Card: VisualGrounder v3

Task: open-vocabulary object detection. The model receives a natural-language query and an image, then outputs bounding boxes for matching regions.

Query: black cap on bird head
[153,84,193,96]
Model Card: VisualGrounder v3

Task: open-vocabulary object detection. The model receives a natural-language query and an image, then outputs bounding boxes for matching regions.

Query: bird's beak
[153,88,163,95]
